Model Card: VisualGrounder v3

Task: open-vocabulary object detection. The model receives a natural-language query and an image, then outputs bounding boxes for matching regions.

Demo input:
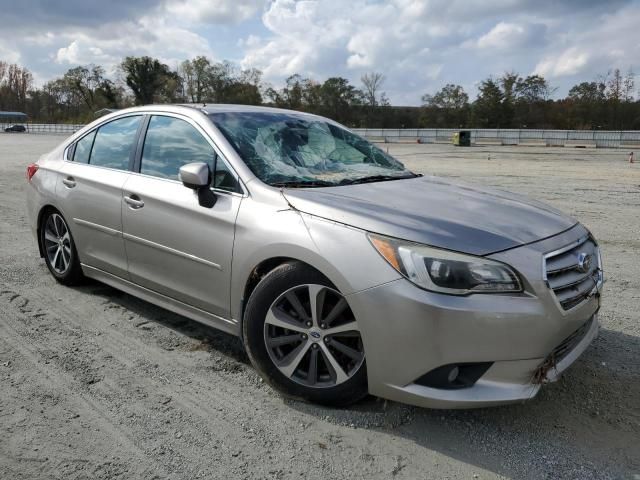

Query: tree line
[0,56,638,129]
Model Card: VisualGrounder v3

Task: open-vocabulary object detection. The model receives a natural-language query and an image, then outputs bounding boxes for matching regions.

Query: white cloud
[23,32,57,47]
[166,0,266,24]
[238,34,262,49]
[534,47,590,77]
[533,2,640,79]
[476,23,526,49]
[52,15,214,75]
[2,0,640,104]
[240,0,450,104]
[56,40,81,64]
[0,42,21,63]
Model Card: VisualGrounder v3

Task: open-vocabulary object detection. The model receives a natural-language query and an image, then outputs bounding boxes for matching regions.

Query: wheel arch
[36,204,61,257]
[239,256,337,325]
[235,248,353,333]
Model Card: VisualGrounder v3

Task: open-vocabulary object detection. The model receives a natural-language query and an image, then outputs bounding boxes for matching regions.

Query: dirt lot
[0,134,638,480]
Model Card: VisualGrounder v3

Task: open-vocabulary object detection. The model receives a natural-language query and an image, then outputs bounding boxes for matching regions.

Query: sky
[1,0,639,105]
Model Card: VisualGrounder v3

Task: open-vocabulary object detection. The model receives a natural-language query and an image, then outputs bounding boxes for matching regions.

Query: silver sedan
[26,105,603,408]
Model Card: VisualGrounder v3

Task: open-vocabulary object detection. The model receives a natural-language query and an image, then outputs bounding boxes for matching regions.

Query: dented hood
[283,176,577,255]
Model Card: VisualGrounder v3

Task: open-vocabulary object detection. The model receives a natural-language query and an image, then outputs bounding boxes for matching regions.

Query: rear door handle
[124,194,145,209]
[62,176,76,188]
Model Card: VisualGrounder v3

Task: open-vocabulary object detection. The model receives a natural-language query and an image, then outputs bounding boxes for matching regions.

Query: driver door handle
[124,194,145,209]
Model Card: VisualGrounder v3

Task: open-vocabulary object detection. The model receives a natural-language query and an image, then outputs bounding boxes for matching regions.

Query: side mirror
[179,162,216,208]
[179,162,210,189]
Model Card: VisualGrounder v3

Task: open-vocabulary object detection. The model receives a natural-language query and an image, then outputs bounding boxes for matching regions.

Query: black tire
[40,210,84,285]
[243,261,368,407]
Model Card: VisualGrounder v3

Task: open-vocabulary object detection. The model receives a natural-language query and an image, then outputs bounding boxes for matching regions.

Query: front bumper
[346,225,601,409]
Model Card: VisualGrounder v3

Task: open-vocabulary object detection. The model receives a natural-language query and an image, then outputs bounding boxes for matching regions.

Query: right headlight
[368,233,523,295]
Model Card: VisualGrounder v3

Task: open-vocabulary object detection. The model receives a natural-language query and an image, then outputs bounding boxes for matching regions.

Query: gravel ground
[0,134,638,480]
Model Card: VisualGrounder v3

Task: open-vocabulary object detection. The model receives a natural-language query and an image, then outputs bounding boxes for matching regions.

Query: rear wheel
[41,211,84,285]
[243,261,368,407]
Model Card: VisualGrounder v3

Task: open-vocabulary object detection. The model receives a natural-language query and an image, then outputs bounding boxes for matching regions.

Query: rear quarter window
[72,131,96,164]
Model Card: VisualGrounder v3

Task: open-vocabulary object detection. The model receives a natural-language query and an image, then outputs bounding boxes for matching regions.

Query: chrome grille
[544,236,601,311]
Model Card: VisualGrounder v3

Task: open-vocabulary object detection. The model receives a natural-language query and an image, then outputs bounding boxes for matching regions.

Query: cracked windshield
[209,112,415,186]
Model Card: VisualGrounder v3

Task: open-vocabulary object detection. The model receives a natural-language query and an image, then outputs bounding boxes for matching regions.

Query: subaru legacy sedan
[26,105,603,408]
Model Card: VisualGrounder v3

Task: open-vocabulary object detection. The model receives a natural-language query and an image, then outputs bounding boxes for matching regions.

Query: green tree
[472,78,505,128]
[121,56,178,105]
[421,84,469,127]
[319,77,363,121]
[62,65,105,110]
[566,80,607,129]
[180,56,213,103]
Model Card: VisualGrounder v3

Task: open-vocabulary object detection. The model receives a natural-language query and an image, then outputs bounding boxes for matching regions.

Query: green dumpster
[452,130,471,146]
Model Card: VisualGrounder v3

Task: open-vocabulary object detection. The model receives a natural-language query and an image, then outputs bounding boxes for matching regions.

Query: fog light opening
[414,362,493,390]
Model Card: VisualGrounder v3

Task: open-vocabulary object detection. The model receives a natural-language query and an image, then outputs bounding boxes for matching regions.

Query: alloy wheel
[43,213,72,275]
[264,284,364,388]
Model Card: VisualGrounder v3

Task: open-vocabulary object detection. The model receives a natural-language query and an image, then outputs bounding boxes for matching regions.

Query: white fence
[352,128,640,149]
[3,122,640,149]
[1,123,83,135]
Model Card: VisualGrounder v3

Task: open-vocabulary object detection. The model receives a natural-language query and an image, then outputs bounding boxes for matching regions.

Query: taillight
[26,163,39,182]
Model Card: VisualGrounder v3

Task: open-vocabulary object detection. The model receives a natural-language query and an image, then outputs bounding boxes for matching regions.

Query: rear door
[57,115,143,278]
[121,114,243,319]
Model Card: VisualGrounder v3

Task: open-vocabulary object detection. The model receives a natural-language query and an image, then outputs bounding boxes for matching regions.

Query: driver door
[121,114,243,319]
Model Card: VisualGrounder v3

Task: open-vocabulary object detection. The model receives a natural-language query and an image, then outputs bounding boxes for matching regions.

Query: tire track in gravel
[0,316,170,480]
[16,283,413,429]
[0,288,284,477]
[0,285,426,479]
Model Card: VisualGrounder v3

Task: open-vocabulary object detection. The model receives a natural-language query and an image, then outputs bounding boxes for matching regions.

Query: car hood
[282,176,577,255]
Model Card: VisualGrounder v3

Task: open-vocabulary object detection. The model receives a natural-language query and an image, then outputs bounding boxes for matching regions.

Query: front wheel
[243,262,368,407]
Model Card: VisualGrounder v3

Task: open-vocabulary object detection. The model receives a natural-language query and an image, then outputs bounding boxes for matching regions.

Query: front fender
[229,195,401,321]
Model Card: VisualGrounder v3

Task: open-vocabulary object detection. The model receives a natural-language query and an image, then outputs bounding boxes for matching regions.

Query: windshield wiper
[338,173,420,186]
[271,180,336,188]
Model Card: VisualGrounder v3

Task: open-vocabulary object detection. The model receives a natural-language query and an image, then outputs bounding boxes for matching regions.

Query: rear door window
[89,116,142,170]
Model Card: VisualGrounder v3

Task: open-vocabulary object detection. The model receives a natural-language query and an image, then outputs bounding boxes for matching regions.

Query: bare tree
[606,68,624,102]
[361,72,386,107]
[0,61,7,85]
[62,65,106,110]
[180,56,214,103]
[6,63,33,109]
[623,68,635,102]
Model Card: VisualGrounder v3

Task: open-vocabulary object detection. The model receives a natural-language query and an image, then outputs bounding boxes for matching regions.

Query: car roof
[98,103,332,128]
[176,103,317,116]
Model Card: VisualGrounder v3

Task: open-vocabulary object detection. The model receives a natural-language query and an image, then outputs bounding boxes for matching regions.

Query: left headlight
[368,233,523,295]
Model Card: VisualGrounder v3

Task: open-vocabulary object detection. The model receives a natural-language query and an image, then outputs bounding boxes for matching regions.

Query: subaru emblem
[577,252,592,273]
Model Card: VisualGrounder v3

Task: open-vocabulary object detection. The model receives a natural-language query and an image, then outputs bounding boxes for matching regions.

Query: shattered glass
[209,112,414,187]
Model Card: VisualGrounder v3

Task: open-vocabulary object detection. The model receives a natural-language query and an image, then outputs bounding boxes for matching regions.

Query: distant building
[0,111,28,123]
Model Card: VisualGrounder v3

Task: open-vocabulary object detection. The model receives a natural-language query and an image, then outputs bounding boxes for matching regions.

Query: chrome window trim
[62,113,144,172]
[64,144,73,161]
[125,169,247,198]
[135,111,247,197]
[61,110,247,196]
